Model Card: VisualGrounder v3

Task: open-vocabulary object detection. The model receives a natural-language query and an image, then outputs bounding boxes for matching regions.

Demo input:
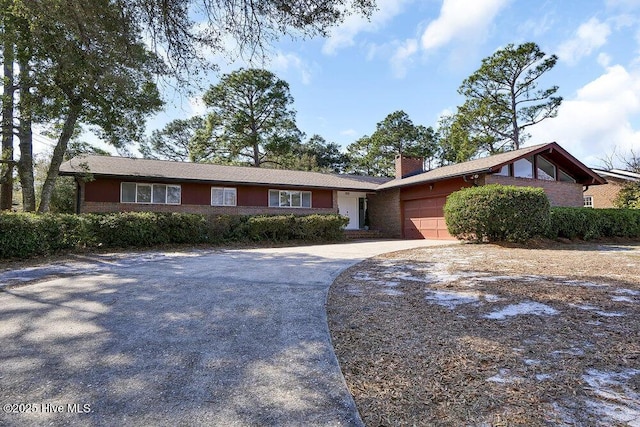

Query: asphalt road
[0,240,451,426]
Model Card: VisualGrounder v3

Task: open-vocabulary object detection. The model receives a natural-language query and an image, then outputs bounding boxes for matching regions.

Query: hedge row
[444,184,551,243]
[444,184,640,243]
[549,207,640,240]
[0,212,349,259]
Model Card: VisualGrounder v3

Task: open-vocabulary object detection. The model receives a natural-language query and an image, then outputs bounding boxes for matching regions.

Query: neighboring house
[584,169,640,208]
[59,141,605,239]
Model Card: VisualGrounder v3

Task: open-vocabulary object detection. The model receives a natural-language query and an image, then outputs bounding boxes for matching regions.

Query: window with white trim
[121,182,181,204]
[268,190,312,208]
[584,196,594,208]
[211,187,237,206]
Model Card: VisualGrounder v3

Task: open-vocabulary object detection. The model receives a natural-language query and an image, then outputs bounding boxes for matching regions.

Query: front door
[338,194,359,230]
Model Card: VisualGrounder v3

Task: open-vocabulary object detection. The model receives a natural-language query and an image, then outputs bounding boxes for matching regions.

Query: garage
[402,197,453,239]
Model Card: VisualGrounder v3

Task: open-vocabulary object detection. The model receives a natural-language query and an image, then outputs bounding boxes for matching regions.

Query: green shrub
[0,213,43,258]
[444,184,551,243]
[297,214,349,241]
[246,215,298,241]
[0,212,348,259]
[549,207,640,240]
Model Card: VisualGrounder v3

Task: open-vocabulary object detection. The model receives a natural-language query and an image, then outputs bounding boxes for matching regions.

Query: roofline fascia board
[596,171,636,181]
[377,168,494,190]
[542,142,607,184]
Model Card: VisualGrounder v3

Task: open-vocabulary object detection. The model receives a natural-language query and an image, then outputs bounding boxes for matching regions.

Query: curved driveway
[0,239,450,426]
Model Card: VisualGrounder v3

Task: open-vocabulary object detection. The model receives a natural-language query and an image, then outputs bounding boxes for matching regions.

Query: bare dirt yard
[327,241,640,426]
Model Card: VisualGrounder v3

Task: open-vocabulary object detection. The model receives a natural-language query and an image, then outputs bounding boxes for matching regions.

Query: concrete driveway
[0,239,451,426]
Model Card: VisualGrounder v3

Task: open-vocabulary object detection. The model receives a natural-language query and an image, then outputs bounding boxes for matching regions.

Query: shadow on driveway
[0,240,450,426]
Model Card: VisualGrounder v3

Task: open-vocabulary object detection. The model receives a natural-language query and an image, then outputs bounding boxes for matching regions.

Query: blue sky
[46,0,640,169]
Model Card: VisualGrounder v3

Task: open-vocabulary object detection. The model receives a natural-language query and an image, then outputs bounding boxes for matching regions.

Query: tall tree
[345,135,382,176]
[1,0,376,211]
[457,42,562,152]
[0,0,15,210]
[7,0,164,212]
[297,134,348,173]
[197,68,302,167]
[435,114,479,165]
[346,111,437,177]
[15,14,36,211]
[140,116,205,162]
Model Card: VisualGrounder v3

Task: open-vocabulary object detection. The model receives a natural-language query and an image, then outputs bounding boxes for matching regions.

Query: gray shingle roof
[59,155,389,191]
[377,144,549,189]
[59,142,605,191]
[377,142,605,189]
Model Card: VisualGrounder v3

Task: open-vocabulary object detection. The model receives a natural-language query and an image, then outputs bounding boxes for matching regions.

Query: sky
[40,0,640,169]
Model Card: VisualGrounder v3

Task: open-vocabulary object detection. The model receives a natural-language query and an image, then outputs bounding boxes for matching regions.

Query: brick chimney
[395,155,424,179]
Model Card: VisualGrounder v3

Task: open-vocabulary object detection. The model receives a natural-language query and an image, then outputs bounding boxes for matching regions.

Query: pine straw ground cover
[327,242,640,426]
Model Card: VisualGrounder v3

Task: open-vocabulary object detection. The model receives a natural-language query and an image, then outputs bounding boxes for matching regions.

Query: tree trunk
[511,85,519,150]
[38,100,82,213]
[1,10,15,210]
[17,34,35,211]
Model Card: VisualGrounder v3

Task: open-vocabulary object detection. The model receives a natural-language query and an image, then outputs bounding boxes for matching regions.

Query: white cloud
[390,38,419,78]
[322,0,412,55]
[420,0,510,51]
[340,129,359,137]
[528,64,640,167]
[606,0,640,10]
[598,52,612,67]
[270,52,314,84]
[557,18,611,65]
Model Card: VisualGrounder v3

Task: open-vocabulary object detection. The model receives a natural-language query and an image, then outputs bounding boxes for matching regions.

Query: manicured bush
[0,212,348,259]
[297,214,350,241]
[444,184,551,243]
[549,207,640,240]
[0,213,85,258]
[246,215,298,241]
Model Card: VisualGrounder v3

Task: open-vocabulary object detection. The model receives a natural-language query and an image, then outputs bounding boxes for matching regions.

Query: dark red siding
[311,189,333,208]
[85,179,121,202]
[238,186,268,206]
[181,183,211,205]
[84,178,334,209]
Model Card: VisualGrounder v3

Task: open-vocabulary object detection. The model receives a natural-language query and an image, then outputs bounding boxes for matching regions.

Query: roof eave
[58,169,379,192]
[377,167,494,190]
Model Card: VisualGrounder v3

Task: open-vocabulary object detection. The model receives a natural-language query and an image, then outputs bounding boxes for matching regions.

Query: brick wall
[367,188,401,238]
[485,175,584,207]
[80,201,336,216]
[583,180,624,208]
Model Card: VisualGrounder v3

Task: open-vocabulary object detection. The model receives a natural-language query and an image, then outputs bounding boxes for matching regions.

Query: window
[513,157,534,178]
[496,165,510,176]
[268,190,312,208]
[211,187,237,206]
[536,156,556,181]
[559,169,576,183]
[153,184,167,204]
[121,182,136,203]
[136,184,152,203]
[584,196,594,208]
[121,182,181,204]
